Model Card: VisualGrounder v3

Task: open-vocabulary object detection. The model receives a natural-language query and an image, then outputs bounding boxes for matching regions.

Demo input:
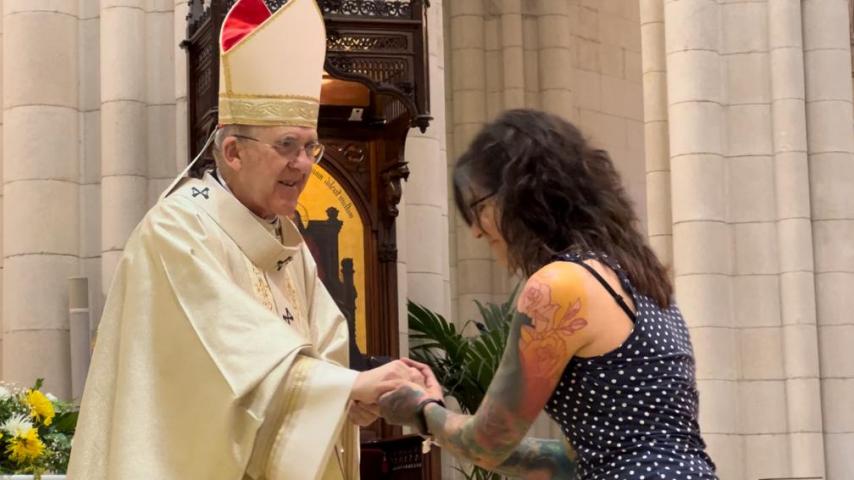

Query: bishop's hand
[348,400,381,427]
[350,359,426,405]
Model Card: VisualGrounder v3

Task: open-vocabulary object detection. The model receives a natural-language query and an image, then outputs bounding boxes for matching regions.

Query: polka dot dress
[544,252,718,479]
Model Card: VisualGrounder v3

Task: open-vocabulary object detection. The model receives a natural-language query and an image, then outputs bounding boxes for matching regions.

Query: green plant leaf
[408,285,519,416]
[51,410,79,435]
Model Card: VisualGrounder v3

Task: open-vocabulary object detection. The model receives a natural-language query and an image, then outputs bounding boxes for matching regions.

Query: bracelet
[415,398,445,437]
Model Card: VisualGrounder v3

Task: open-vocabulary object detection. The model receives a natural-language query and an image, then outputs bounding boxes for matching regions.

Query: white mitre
[218,0,326,128]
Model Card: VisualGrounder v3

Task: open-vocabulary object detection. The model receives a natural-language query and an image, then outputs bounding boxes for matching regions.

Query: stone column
[445,2,489,478]
[768,1,826,476]
[723,3,796,476]
[100,0,148,301]
[480,7,511,304]
[79,0,102,334]
[448,0,495,327]
[662,0,740,476]
[395,196,409,358]
[146,1,177,201]
[640,0,672,270]
[535,0,573,120]
[803,1,854,478]
[489,1,524,303]
[522,13,540,109]
[174,0,188,174]
[2,0,80,396]
[404,0,450,322]
[642,1,854,478]
[0,0,5,372]
[483,11,500,120]
[499,0,524,110]
[444,4,457,324]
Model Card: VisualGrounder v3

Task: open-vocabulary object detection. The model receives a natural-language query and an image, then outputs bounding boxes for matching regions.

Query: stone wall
[0,0,185,397]
[641,0,854,478]
[398,0,451,357]
[445,0,646,329]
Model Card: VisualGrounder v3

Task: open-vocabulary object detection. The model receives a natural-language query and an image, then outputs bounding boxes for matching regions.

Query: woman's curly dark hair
[453,109,672,308]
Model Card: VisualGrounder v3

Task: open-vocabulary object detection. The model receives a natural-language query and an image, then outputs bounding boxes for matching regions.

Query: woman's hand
[377,358,445,429]
[377,381,432,429]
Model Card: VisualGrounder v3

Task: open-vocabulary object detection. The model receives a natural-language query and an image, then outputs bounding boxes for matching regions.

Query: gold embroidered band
[218,96,320,127]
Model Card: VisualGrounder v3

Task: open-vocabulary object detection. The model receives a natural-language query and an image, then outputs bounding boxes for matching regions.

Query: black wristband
[415,398,445,436]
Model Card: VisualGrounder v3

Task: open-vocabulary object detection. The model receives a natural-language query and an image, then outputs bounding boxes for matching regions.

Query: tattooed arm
[381,262,593,474]
[491,437,577,479]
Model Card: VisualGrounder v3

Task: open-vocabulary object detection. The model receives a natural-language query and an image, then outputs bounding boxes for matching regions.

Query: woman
[380,109,718,479]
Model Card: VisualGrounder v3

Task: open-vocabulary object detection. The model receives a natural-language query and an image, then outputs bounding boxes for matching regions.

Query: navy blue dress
[543,252,717,479]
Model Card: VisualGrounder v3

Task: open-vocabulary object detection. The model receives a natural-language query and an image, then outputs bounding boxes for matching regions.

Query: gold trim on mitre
[219,95,320,127]
[218,0,327,127]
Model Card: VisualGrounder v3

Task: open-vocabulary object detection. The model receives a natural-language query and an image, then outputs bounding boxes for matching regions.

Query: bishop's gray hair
[212,124,256,165]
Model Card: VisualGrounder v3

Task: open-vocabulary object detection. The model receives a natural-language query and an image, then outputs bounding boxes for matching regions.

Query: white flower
[2,414,33,437]
[46,393,58,403]
[0,386,11,401]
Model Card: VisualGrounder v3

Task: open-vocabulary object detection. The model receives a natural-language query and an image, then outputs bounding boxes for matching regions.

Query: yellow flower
[7,427,44,463]
[25,389,55,426]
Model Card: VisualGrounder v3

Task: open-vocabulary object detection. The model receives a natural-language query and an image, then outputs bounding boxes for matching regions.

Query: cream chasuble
[68,171,360,480]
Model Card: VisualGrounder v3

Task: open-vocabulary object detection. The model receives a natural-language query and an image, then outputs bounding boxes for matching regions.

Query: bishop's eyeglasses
[232,134,325,164]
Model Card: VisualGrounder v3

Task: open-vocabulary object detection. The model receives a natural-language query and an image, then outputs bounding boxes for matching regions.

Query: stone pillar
[100,0,148,302]
[174,0,188,174]
[444,2,490,477]
[522,13,540,109]
[395,195,409,358]
[79,0,102,339]
[146,1,177,201]
[640,0,672,270]
[641,1,854,478]
[444,3,457,325]
[803,1,854,478]
[470,4,516,303]
[662,1,740,476]
[535,0,573,120]
[768,1,826,476]
[499,0,524,110]
[0,0,5,373]
[2,0,80,396]
[448,0,495,328]
[404,0,450,322]
[489,1,525,303]
[483,11,500,120]
[723,3,797,477]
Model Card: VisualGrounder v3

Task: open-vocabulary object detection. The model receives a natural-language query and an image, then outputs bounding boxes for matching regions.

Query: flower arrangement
[0,379,77,477]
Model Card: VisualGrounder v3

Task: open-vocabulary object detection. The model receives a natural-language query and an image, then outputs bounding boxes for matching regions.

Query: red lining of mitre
[221,0,272,53]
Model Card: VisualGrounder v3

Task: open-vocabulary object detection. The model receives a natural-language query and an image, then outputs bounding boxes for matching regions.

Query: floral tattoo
[382,266,587,478]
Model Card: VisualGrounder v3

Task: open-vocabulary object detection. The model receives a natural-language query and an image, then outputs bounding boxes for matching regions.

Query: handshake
[348,358,443,428]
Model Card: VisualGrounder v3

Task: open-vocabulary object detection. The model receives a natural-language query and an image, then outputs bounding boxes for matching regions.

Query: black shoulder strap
[566,259,636,322]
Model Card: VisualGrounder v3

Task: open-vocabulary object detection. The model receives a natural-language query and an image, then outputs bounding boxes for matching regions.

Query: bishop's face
[223,125,318,219]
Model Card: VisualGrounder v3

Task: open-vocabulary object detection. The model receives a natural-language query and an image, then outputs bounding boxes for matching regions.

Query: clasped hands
[349,358,443,429]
